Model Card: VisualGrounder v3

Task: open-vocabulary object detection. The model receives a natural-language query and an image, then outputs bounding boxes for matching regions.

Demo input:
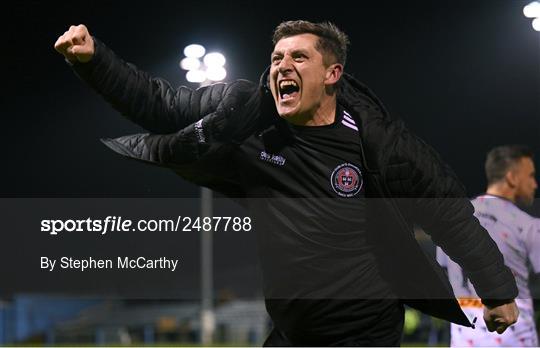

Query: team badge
[330,163,363,197]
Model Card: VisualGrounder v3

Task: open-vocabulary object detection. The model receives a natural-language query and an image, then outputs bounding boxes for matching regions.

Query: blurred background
[3,0,540,345]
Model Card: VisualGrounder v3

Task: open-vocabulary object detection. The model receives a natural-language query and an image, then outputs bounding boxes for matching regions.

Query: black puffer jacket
[71,38,518,326]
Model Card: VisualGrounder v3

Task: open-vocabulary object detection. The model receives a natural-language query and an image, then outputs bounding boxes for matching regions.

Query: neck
[486,183,516,203]
[310,101,337,126]
[289,96,337,126]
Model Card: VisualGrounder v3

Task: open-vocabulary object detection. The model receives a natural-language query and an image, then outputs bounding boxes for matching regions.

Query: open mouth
[278,80,300,101]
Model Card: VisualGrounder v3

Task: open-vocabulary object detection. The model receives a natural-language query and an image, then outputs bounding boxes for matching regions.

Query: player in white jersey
[437,145,539,347]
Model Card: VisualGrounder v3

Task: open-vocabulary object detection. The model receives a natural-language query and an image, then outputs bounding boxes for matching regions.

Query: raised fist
[54,24,95,63]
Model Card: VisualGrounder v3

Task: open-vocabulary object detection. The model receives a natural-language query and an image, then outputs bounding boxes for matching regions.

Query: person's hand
[483,301,519,334]
[54,24,95,64]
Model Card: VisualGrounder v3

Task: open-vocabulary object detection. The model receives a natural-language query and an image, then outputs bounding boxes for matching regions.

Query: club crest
[330,163,363,197]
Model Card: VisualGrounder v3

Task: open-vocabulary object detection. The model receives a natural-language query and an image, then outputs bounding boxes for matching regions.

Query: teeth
[279,80,298,89]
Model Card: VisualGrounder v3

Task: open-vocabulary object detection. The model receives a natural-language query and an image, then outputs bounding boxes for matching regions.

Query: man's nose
[278,56,293,74]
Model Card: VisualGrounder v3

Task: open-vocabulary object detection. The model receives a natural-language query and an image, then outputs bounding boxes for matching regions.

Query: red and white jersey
[436,194,540,347]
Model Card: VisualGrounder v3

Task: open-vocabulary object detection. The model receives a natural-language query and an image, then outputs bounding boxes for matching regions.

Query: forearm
[388,126,518,302]
[70,38,213,133]
[420,198,518,303]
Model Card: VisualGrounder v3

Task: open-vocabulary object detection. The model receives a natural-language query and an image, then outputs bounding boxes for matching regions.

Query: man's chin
[277,110,298,119]
[275,101,300,118]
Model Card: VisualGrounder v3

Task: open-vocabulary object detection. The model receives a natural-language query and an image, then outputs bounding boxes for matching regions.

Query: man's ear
[324,63,343,86]
[505,169,518,188]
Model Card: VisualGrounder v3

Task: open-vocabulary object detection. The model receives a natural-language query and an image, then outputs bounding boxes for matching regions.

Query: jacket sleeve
[383,121,518,305]
[69,38,261,196]
[101,131,245,197]
[69,37,229,134]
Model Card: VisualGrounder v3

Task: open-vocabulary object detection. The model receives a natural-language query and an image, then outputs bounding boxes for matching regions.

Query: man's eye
[272,57,282,64]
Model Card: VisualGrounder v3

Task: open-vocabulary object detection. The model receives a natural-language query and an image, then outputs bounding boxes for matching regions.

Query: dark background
[1,2,539,345]
[4,0,539,198]
[0,2,539,342]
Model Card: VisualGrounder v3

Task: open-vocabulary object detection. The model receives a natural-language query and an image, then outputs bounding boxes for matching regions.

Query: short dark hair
[272,20,350,66]
[485,145,534,185]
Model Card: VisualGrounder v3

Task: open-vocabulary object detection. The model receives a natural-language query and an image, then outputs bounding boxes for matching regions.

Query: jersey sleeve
[524,218,540,273]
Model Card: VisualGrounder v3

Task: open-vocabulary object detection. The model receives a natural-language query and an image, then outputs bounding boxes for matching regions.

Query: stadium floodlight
[186,69,207,83]
[206,66,227,81]
[180,57,201,71]
[179,42,228,346]
[523,1,540,18]
[533,17,540,31]
[181,45,227,84]
[184,44,206,58]
[203,52,226,68]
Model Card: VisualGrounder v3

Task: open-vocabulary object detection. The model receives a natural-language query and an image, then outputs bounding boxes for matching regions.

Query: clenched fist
[54,24,94,63]
[483,300,519,334]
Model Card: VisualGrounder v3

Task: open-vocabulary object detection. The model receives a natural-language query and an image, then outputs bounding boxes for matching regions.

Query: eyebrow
[271,48,310,57]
